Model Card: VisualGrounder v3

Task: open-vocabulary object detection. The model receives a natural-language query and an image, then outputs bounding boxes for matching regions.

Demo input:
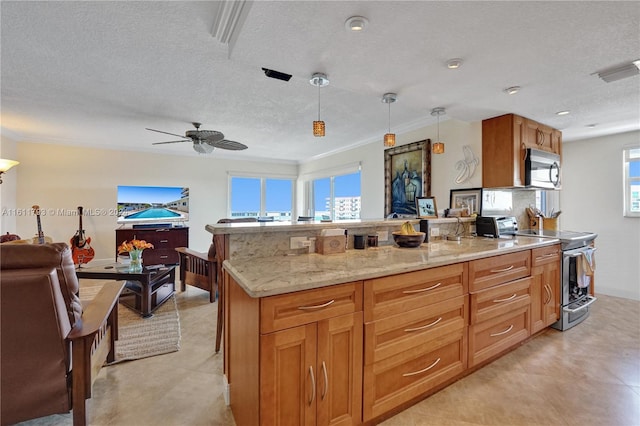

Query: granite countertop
[206,217,475,235]
[223,236,559,298]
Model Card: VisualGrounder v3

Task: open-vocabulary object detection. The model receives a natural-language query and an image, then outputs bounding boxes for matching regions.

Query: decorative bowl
[392,231,426,248]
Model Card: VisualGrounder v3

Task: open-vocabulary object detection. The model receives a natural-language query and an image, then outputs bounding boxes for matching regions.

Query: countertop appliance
[475,216,518,238]
[525,148,561,189]
[516,228,597,330]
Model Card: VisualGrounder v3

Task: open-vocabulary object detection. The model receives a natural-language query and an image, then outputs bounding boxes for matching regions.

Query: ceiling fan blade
[151,140,191,145]
[209,139,248,150]
[146,128,187,138]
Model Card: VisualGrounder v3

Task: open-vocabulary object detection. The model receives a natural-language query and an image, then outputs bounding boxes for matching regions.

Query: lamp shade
[384,133,396,147]
[433,142,445,154]
[0,159,19,173]
[313,121,325,137]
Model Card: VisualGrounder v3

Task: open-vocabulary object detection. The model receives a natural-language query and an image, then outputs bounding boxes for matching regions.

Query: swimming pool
[124,208,183,219]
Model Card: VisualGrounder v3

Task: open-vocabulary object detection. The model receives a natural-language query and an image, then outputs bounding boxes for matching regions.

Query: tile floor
[16,285,640,426]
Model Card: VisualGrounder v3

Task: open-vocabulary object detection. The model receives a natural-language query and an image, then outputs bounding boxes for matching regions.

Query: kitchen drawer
[468,305,530,367]
[260,281,362,334]
[363,328,467,421]
[468,250,531,292]
[532,244,561,267]
[364,263,467,322]
[470,277,531,324]
[364,295,467,365]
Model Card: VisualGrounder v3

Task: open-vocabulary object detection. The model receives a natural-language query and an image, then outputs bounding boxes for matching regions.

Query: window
[230,176,293,221]
[311,171,361,220]
[624,147,640,217]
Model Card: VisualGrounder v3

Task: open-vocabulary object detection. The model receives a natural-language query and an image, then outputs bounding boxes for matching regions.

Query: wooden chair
[177,217,257,353]
[1,243,124,426]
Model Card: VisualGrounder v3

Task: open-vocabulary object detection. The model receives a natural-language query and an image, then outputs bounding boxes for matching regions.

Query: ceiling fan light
[313,121,325,137]
[384,133,396,147]
[433,142,445,154]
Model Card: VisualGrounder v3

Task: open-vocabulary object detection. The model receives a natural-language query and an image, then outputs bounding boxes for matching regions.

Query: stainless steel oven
[555,244,597,330]
[516,229,597,330]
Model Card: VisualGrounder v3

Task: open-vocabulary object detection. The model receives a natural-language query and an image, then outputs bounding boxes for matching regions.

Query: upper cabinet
[482,114,562,188]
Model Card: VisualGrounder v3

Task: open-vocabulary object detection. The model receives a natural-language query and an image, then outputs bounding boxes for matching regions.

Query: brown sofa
[1,243,124,426]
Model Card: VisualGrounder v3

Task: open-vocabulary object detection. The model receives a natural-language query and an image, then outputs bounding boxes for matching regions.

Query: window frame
[304,163,362,221]
[623,146,640,217]
[228,172,296,221]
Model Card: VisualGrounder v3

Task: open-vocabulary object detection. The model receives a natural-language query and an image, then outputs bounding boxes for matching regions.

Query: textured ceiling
[1,1,639,163]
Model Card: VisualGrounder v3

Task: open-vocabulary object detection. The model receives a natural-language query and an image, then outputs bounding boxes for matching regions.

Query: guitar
[70,206,95,265]
[31,205,53,244]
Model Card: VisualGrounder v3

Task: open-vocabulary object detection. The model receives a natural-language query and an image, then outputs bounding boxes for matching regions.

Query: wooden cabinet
[228,279,363,426]
[362,265,468,421]
[468,252,532,367]
[115,227,188,265]
[530,244,561,334]
[482,113,562,188]
[482,113,526,188]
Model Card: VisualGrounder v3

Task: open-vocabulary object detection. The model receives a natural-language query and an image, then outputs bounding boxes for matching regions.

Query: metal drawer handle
[402,357,441,377]
[308,366,315,405]
[489,265,514,273]
[490,324,514,337]
[159,239,169,243]
[540,252,559,258]
[155,229,170,232]
[493,293,517,303]
[563,295,597,313]
[404,317,442,332]
[321,361,328,400]
[402,282,442,294]
[160,255,169,259]
[298,299,335,310]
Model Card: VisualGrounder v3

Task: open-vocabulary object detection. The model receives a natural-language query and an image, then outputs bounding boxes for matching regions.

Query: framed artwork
[416,196,438,218]
[450,187,483,215]
[384,139,431,217]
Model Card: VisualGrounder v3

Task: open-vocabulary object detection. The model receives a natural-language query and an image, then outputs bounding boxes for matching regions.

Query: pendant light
[310,72,329,137]
[382,93,397,147]
[431,107,446,154]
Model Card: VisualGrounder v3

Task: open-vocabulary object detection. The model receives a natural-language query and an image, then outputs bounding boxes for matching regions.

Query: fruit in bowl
[392,222,426,248]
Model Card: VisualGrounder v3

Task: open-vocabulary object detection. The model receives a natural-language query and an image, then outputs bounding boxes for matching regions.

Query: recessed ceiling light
[634,59,640,70]
[345,16,368,32]
[446,58,463,69]
[503,86,521,95]
[556,110,570,116]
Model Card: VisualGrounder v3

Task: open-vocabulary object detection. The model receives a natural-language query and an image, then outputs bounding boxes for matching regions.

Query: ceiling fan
[146,122,248,154]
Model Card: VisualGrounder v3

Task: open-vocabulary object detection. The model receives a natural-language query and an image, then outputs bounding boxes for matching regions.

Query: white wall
[562,131,640,300]
[7,142,297,259]
[299,119,483,218]
[0,134,20,234]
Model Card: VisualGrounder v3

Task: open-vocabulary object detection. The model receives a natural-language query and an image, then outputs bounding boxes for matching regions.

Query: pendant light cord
[317,84,321,121]
[388,102,391,133]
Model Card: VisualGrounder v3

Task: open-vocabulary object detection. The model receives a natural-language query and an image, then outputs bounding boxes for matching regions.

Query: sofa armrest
[67,281,124,340]
[175,246,214,262]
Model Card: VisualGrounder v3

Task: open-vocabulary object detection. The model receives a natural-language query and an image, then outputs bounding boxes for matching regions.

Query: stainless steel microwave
[524,148,561,189]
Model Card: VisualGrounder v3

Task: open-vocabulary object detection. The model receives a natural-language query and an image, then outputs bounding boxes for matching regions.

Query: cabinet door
[317,312,363,426]
[261,324,317,426]
[531,245,561,333]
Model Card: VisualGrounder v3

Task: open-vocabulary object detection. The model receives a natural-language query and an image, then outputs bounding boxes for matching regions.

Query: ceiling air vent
[595,60,640,83]
[262,68,292,82]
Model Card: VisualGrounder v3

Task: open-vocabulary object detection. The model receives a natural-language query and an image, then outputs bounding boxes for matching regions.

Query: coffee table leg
[141,277,152,318]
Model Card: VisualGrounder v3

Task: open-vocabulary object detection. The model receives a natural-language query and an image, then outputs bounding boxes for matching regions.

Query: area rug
[79,283,181,363]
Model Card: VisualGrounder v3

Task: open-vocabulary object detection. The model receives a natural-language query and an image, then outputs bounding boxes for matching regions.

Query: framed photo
[384,139,432,217]
[416,196,438,218]
[450,188,483,215]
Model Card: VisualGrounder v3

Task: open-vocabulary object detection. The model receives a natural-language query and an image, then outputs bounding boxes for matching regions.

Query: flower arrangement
[117,239,154,254]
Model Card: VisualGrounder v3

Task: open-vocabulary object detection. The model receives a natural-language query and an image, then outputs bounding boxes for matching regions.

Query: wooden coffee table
[76,264,176,318]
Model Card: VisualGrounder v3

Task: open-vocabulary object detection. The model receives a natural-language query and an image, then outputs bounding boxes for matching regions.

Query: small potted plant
[117,239,154,272]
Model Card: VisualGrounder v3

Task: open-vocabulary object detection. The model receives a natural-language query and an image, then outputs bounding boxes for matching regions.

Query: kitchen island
[219,232,561,425]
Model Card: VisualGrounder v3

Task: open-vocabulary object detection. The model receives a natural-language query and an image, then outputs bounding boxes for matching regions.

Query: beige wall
[562,130,640,300]
[4,142,297,260]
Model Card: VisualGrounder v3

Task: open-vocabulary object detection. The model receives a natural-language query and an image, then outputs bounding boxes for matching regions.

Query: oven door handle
[566,247,597,258]
[563,295,597,313]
